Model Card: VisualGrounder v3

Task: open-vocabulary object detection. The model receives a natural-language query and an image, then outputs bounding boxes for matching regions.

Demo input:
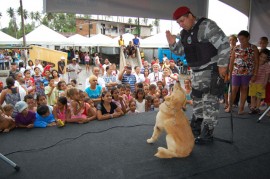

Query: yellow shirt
[118,39,124,46]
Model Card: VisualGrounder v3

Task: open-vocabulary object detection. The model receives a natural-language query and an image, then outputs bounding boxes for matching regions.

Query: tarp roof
[44,0,270,45]
[88,33,113,46]
[67,34,92,46]
[140,33,168,48]
[20,24,70,45]
[44,0,208,20]
[0,31,21,45]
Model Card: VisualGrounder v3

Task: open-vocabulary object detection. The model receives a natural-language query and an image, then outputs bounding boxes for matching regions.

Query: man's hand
[166,30,176,45]
[218,67,228,79]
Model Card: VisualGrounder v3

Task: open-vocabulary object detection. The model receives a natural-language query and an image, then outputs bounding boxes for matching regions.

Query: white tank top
[136,99,145,113]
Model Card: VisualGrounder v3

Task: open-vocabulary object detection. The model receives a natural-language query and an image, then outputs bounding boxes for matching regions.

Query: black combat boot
[190,115,203,138]
[195,122,214,145]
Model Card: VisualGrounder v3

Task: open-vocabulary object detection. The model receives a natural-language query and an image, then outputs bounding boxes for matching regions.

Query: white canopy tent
[67,34,92,46]
[44,0,270,44]
[20,24,70,45]
[140,33,168,48]
[88,33,113,46]
[110,33,142,47]
[0,31,21,45]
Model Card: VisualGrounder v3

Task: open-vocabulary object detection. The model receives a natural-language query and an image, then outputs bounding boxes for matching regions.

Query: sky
[0,0,248,36]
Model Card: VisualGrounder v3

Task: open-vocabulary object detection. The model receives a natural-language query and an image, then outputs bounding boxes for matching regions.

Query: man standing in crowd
[67,58,82,82]
[166,6,230,144]
[118,65,136,92]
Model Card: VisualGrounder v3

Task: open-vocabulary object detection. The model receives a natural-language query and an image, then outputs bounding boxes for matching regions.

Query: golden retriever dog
[147,81,194,158]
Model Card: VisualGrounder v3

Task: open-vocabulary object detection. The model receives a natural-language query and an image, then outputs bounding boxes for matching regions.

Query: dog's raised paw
[147,138,154,144]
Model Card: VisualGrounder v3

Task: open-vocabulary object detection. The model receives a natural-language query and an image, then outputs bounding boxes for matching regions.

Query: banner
[29,45,67,70]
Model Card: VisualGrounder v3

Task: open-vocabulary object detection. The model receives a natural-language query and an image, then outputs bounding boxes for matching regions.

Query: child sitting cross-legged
[14,101,36,129]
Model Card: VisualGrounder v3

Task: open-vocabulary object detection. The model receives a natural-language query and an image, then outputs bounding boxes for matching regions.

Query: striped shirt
[121,74,136,92]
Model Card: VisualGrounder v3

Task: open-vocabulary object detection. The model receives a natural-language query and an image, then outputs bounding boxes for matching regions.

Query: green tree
[6,7,18,38]
[17,7,28,20]
[49,13,76,32]
[17,22,35,38]
[34,11,41,24]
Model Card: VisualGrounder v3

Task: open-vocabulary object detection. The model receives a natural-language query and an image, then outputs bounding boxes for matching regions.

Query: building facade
[76,18,151,38]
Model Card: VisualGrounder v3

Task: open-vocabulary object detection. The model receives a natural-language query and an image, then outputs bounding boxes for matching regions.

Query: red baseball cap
[173,6,191,20]
[169,60,175,63]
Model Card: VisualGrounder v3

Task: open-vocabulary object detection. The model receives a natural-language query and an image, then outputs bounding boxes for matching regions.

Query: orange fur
[147,82,194,158]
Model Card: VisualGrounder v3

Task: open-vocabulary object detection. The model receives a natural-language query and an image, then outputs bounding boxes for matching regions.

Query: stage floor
[1,107,270,179]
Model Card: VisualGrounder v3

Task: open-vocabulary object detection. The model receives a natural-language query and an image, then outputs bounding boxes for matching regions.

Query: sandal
[249,108,256,114]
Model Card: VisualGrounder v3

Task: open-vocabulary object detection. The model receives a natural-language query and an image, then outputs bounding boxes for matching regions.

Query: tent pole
[247,0,253,31]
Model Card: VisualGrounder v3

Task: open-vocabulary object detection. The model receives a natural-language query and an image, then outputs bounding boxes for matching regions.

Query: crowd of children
[0,53,194,133]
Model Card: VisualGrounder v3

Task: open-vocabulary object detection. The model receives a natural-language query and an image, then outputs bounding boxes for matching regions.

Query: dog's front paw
[147,138,154,144]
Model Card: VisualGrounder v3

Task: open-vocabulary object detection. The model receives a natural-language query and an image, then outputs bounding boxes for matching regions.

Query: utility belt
[191,63,224,98]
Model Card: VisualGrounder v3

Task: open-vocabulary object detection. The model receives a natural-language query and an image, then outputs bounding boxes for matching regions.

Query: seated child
[24,94,37,112]
[79,90,96,121]
[66,88,89,124]
[45,78,57,106]
[36,94,53,114]
[70,79,77,88]
[160,88,169,103]
[152,96,160,111]
[127,100,139,115]
[111,87,127,114]
[125,85,134,104]
[0,106,16,132]
[15,101,36,128]
[2,104,14,119]
[145,95,153,112]
[53,96,71,124]
[148,84,159,98]
[143,84,150,96]
[34,105,56,128]
[84,98,97,121]
[135,88,146,113]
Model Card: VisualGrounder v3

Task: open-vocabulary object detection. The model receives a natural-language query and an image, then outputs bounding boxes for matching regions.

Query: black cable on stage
[4,123,154,156]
